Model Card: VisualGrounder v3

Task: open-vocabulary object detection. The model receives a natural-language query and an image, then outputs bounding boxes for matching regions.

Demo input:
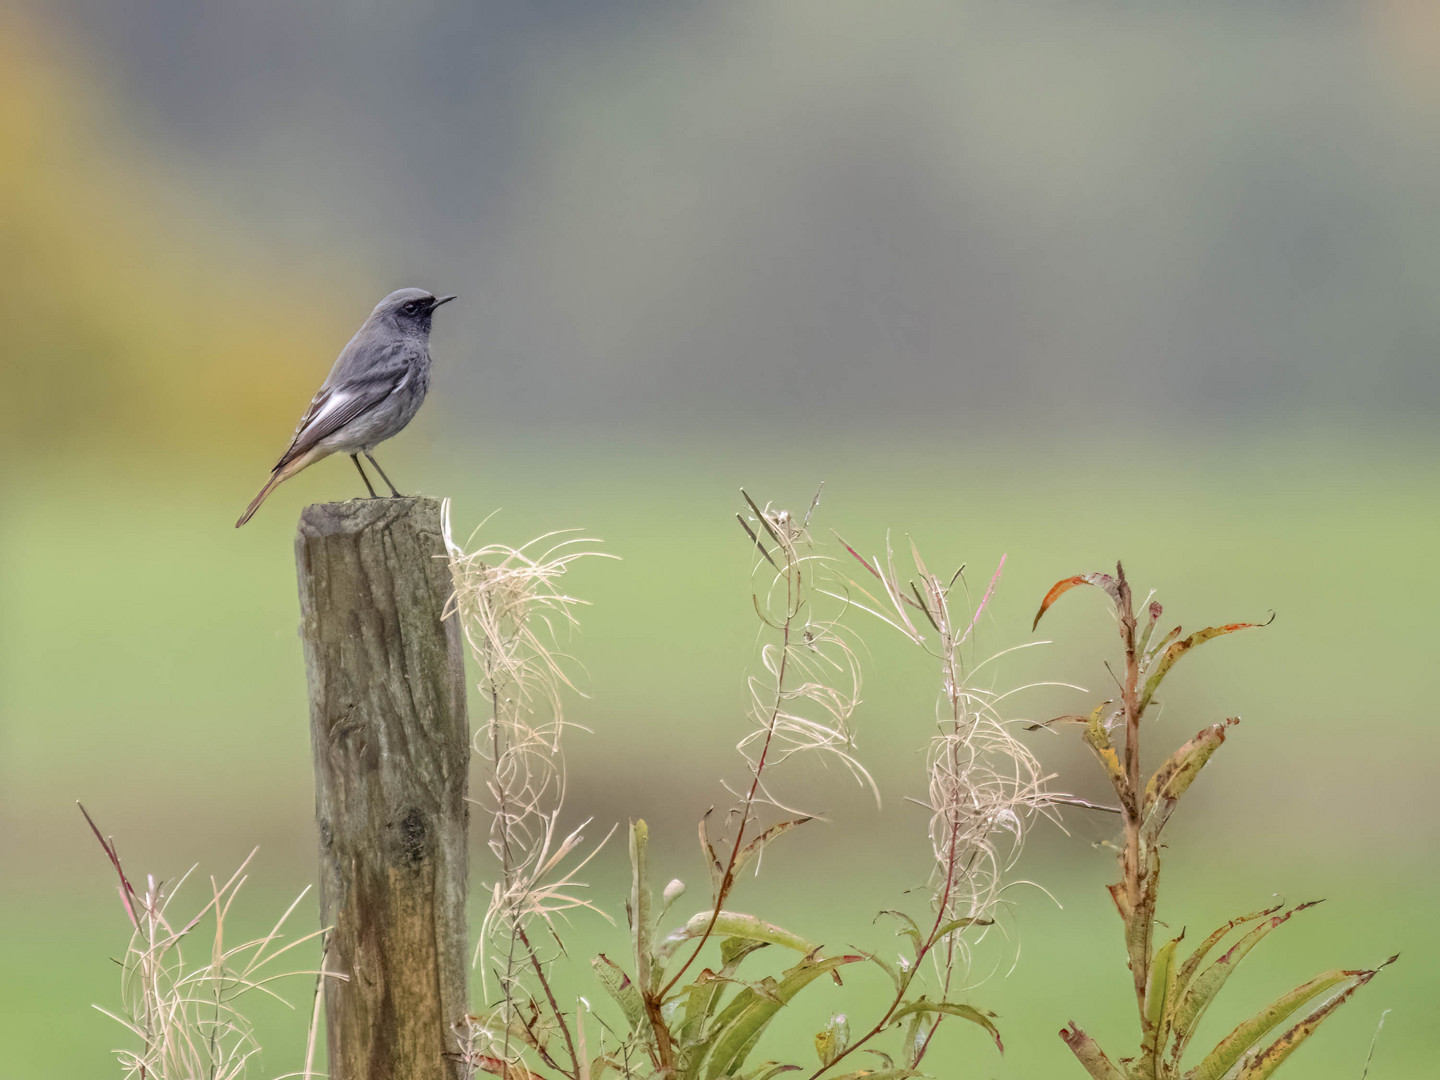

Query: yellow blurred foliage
[0,10,349,460]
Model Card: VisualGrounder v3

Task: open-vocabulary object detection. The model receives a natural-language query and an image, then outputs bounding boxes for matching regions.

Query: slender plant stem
[808,812,966,1080]
[518,922,580,1078]
[1114,569,1151,1023]
[659,554,798,999]
[489,667,579,1080]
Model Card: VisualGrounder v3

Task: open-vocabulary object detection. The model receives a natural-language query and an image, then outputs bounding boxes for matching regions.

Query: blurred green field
[1,434,1435,1078]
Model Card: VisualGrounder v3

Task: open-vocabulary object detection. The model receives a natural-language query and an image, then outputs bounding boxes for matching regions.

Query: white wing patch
[306,391,351,430]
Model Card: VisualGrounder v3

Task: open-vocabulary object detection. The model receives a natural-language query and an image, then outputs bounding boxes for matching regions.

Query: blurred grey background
[15,0,1440,450]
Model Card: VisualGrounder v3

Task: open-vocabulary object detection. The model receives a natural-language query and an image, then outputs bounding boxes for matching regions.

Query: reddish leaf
[1032,572,1120,631]
[78,802,139,930]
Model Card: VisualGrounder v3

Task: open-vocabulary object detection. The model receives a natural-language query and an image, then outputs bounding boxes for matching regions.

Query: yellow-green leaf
[592,953,646,1030]
[688,954,863,1080]
[1138,618,1270,714]
[1080,703,1128,802]
[732,817,813,879]
[1184,969,1362,1080]
[1146,933,1183,1050]
[813,1013,849,1066]
[1141,720,1237,843]
[748,1063,802,1080]
[658,912,816,962]
[890,1000,1002,1054]
[877,909,923,955]
[1172,902,1285,1006]
[630,819,659,993]
[933,916,991,942]
[1222,956,1395,1080]
[1171,902,1323,1052]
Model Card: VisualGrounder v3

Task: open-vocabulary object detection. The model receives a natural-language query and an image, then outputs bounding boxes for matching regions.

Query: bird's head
[372,288,457,334]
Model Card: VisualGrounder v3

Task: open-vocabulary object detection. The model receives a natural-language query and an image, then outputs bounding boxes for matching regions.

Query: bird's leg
[350,453,380,499]
[365,452,404,497]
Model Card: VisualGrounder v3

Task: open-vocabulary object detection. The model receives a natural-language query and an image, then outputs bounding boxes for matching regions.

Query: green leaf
[890,999,1003,1054]
[1172,902,1285,1002]
[721,936,772,968]
[813,1013,850,1066]
[657,911,817,962]
[1138,618,1270,714]
[1145,623,1184,663]
[732,817,813,879]
[676,969,727,1048]
[742,1063,802,1080]
[685,954,863,1080]
[592,953,646,1030]
[1141,720,1237,843]
[933,916,991,941]
[876,910,923,955]
[860,950,902,991]
[1032,572,1121,631]
[1170,902,1323,1052]
[825,1071,922,1080]
[1165,903,1286,1064]
[1134,599,1165,660]
[630,819,659,993]
[1219,956,1395,1080]
[699,811,725,894]
[676,941,771,1049]
[1059,1023,1127,1080]
[1184,969,1363,1080]
[1135,933,1184,1078]
[1146,933,1183,1036]
[903,1008,926,1067]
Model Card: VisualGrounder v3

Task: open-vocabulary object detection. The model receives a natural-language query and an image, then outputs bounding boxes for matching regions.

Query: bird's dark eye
[402,300,420,316]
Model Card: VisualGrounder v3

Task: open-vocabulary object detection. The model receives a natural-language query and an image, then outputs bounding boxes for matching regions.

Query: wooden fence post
[295,496,470,1080]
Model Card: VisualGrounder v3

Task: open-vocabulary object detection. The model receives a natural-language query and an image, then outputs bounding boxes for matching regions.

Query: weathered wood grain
[295,497,469,1080]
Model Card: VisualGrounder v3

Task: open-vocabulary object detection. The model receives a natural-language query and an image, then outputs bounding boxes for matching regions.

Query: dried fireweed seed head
[442,500,616,1074]
[733,487,878,819]
[835,536,1064,982]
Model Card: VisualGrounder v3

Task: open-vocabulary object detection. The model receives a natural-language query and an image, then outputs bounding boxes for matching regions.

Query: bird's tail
[235,472,285,528]
[235,450,319,527]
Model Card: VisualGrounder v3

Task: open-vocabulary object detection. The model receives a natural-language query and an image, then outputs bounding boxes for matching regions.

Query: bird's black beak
[429,295,458,310]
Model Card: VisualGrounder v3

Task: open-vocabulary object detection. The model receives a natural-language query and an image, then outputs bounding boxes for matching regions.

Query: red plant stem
[516,922,579,1078]
[807,811,966,1080]
[659,556,798,999]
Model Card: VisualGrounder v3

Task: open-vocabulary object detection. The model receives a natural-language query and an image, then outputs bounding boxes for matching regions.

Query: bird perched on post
[236,288,456,527]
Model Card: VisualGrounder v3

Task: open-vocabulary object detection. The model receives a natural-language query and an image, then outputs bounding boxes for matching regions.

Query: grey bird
[236,288,456,527]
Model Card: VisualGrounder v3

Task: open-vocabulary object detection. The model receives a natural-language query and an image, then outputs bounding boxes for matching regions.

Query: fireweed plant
[449,491,1051,1080]
[1033,565,1395,1080]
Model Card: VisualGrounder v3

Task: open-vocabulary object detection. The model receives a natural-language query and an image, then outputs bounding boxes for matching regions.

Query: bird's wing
[272,364,409,470]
